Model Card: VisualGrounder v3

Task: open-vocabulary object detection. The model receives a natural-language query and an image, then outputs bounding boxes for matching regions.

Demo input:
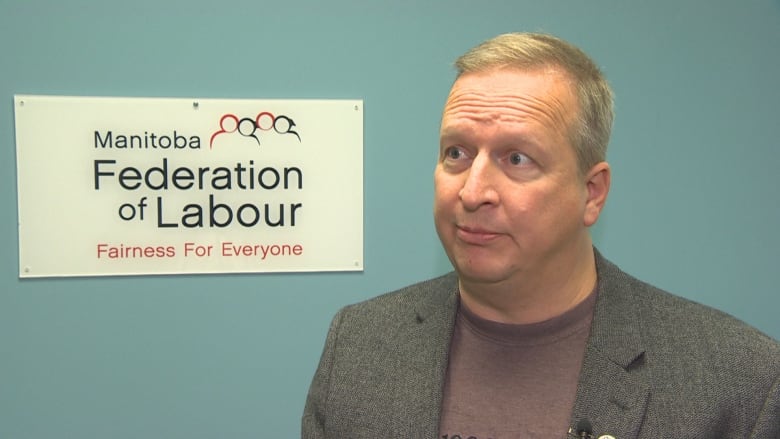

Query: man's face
[434,67,597,287]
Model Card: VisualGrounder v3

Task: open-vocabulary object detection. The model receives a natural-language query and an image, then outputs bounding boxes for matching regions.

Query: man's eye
[444,147,464,160]
[509,152,530,165]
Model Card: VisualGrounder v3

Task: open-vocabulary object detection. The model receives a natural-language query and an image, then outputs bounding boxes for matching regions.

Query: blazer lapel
[395,274,460,438]
[570,346,649,439]
[569,254,650,439]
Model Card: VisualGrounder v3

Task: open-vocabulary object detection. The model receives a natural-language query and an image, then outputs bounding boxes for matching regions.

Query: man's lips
[455,224,501,245]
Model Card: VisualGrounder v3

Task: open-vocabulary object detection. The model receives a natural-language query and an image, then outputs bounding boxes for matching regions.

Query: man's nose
[458,153,499,210]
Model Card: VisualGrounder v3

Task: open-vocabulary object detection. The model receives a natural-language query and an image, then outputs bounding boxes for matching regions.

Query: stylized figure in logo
[210,112,301,148]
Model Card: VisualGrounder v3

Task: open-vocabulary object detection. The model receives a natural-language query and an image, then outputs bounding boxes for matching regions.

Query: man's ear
[583,161,611,227]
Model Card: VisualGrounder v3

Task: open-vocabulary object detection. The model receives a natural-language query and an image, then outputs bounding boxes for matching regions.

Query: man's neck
[457,246,598,324]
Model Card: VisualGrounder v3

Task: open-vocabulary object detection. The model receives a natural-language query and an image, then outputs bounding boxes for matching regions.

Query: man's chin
[453,263,512,286]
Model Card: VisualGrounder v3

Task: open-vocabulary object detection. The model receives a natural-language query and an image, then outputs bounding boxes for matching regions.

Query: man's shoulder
[324,272,459,353]
[597,255,780,365]
[341,272,458,318]
[642,281,777,355]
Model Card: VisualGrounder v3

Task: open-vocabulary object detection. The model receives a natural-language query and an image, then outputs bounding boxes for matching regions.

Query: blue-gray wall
[2,1,778,437]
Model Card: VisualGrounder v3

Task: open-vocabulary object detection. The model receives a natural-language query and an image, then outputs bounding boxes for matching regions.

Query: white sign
[14,95,363,277]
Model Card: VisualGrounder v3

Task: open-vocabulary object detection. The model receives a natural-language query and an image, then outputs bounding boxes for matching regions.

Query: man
[302,33,780,438]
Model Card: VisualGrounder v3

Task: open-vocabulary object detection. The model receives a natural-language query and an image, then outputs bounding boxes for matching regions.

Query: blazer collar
[404,273,460,437]
[569,251,650,439]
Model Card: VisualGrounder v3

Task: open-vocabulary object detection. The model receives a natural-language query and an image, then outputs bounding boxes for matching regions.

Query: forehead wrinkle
[442,88,571,131]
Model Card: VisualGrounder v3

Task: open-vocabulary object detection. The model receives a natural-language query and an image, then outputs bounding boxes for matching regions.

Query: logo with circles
[210,112,301,148]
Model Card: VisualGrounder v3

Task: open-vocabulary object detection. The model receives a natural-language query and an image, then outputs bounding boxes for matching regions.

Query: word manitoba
[95,130,201,149]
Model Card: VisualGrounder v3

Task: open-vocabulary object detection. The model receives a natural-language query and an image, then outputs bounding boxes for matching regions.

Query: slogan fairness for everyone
[94,241,303,260]
[93,158,304,228]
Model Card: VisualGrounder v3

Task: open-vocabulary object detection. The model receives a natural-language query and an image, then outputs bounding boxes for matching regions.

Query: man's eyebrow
[439,130,471,147]
[440,123,477,137]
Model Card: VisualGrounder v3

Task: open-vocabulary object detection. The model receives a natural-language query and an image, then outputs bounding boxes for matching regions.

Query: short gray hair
[455,32,614,174]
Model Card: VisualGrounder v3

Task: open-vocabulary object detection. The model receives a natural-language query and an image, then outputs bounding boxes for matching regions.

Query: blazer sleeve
[301,309,345,439]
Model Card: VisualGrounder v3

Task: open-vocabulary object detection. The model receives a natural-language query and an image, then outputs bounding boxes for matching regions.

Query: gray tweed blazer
[302,253,780,438]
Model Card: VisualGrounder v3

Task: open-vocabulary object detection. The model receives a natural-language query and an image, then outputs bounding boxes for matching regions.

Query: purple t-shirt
[438,291,596,439]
